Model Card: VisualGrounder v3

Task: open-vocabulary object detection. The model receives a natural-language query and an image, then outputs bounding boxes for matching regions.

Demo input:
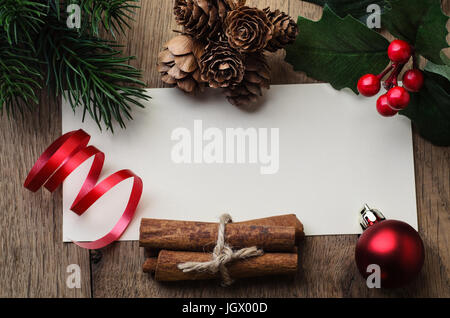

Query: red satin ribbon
[24,129,143,249]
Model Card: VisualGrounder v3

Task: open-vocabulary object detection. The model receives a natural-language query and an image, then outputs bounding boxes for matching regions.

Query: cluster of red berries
[357,39,424,117]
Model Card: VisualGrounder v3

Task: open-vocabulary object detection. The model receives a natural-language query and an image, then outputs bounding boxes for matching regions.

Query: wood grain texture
[0,91,91,297]
[0,0,448,298]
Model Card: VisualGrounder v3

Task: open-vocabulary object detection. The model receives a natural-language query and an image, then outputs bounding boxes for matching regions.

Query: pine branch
[0,0,47,46]
[80,0,139,37]
[0,0,149,130]
[38,12,149,130]
[0,35,42,116]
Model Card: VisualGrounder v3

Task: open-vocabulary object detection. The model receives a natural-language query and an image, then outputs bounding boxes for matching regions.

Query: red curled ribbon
[24,129,143,249]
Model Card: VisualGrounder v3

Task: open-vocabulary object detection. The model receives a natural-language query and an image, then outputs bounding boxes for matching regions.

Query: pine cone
[264,8,298,52]
[200,39,245,88]
[224,6,273,53]
[158,35,206,94]
[224,52,270,109]
[174,0,236,41]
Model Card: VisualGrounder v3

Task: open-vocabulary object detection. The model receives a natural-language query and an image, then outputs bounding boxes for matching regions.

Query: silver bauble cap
[359,204,386,230]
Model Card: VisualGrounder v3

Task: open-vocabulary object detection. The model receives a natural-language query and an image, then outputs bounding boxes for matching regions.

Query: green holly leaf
[424,53,450,80]
[285,6,390,93]
[382,0,449,65]
[302,0,386,22]
[400,69,450,146]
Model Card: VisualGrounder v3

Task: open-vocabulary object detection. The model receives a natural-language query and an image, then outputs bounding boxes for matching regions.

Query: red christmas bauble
[355,218,424,288]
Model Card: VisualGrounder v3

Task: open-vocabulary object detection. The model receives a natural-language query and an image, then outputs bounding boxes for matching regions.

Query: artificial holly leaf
[400,70,450,146]
[424,53,450,80]
[382,0,449,65]
[301,0,386,22]
[285,6,390,93]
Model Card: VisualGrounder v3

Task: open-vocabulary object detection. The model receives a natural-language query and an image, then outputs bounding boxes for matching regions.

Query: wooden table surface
[1,0,449,298]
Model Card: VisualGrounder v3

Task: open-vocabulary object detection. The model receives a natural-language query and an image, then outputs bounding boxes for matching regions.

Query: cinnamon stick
[238,214,304,243]
[139,219,296,252]
[144,250,298,281]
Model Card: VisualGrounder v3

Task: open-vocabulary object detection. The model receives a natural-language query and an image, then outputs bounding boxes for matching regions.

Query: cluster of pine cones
[158,0,298,109]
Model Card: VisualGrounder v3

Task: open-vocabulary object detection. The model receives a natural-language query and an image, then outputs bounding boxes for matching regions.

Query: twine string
[177,213,264,286]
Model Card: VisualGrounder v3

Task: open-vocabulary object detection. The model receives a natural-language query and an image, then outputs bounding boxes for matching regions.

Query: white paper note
[62,84,417,242]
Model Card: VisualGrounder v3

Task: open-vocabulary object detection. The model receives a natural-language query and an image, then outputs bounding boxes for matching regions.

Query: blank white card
[62,84,417,242]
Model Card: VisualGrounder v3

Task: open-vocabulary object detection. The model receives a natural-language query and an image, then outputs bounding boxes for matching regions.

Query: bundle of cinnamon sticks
[139,214,304,282]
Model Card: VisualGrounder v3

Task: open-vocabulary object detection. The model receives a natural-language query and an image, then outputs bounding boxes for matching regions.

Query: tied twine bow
[177,214,264,286]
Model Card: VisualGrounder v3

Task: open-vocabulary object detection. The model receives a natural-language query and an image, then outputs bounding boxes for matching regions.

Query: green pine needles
[0,0,149,130]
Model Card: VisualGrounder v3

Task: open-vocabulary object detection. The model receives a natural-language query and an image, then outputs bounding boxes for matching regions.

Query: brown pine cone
[264,8,298,52]
[224,52,270,109]
[224,6,273,53]
[158,35,206,94]
[200,39,245,88]
[174,0,236,41]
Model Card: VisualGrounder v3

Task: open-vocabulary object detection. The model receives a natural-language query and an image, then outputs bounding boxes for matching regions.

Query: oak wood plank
[0,91,91,297]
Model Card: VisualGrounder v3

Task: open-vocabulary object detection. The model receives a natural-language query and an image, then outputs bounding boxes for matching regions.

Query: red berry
[377,94,398,117]
[402,69,424,92]
[357,74,381,97]
[388,40,412,63]
[387,86,410,110]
